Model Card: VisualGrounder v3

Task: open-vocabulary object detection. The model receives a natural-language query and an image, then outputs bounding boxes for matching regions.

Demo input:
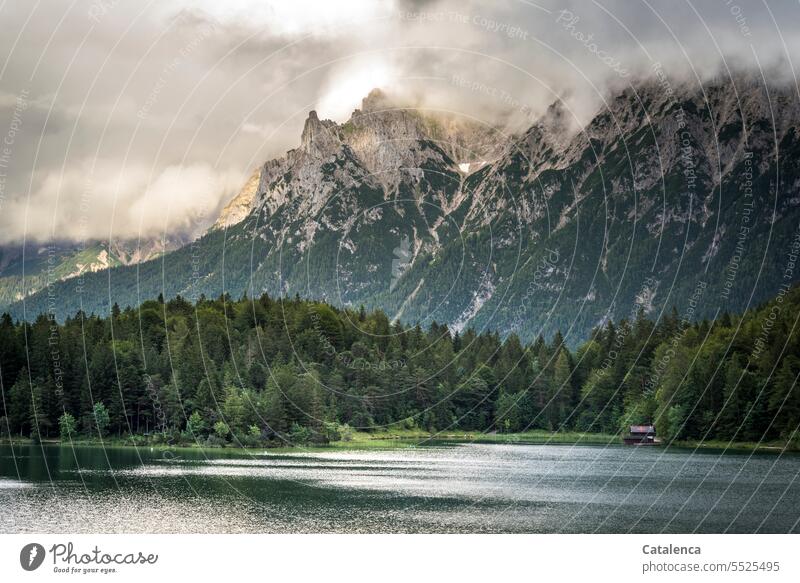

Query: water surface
[1,442,798,533]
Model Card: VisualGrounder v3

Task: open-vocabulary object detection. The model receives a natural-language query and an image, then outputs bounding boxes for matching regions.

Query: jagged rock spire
[300,110,341,158]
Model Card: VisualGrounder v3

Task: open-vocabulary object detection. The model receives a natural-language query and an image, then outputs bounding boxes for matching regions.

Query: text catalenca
[642,544,701,555]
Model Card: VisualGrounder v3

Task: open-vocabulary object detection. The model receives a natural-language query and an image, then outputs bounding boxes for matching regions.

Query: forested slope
[2,283,798,447]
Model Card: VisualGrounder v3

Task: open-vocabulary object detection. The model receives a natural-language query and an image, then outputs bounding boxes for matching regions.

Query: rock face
[213,89,506,231]
[0,237,186,309]
[13,78,800,344]
[214,168,262,230]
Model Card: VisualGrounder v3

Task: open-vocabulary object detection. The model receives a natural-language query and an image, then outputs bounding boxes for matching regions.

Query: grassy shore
[0,430,618,451]
[333,431,800,452]
[3,430,798,453]
[335,428,620,446]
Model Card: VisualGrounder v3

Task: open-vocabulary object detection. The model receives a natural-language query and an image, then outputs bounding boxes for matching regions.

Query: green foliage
[58,412,77,439]
[1,285,798,449]
[322,421,342,442]
[92,402,110,437]
[213,421,230,440]
[289,422,312,444]
[186,411,207,437]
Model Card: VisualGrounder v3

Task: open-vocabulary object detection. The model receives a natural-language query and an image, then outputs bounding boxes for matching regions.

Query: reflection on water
[1,442,798,533]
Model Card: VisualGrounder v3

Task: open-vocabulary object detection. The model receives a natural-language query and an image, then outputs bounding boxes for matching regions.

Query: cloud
[1,0,799,245]
[316,55,396,119]
[170,0,397,39]
[0,162,240,244]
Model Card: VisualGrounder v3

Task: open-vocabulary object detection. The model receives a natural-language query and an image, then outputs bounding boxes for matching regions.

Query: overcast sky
[1,0,799,245]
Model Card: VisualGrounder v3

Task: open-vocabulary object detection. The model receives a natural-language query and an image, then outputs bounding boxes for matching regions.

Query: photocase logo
[20,543,46,571]
[390,235,412,291]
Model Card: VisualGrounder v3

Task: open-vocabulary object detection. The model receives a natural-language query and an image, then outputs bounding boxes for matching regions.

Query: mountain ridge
[0,237,187,309]
[7,76,800,345]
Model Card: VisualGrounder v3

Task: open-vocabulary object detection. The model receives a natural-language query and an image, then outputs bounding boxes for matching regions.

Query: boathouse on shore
[623,424,657,445]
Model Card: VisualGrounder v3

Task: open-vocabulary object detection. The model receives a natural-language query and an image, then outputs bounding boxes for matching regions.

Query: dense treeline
[1,284,799,447]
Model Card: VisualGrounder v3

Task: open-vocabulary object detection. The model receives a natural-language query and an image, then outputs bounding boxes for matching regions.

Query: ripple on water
[1,443,799,533]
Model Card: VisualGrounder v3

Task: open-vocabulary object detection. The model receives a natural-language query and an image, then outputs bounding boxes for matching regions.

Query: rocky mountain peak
[13,77,800,346]
[539,100,571,140]
[209,89,514,232]
[300,110,341,158]
[340,89,505,190]
[213,167,262,230]
[359,88,391,113]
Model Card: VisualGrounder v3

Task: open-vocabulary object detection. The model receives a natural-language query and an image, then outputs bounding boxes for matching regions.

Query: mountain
[8,78,800,344]
[0,237,186,311]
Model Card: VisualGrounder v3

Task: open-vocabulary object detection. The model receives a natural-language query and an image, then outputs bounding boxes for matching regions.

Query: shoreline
[2,430,798,454]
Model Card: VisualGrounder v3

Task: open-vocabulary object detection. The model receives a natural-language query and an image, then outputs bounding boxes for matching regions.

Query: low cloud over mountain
[1,1,799,244]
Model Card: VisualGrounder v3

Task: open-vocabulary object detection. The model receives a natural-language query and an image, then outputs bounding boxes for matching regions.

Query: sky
[1,0,799,245]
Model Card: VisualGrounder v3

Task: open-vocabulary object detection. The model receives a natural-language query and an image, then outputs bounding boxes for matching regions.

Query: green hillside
[2,283,798,448]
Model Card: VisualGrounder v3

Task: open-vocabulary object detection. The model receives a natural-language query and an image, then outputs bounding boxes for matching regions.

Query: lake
[1,442,798,533]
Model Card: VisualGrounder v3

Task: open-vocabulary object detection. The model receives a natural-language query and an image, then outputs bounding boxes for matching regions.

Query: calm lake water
[1,442,798,533]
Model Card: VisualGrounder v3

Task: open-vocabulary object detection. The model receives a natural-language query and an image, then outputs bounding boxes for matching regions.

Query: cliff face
[214,168,262,230]
[0,236,186,309]
[13,78,800,344]
[213,89,505,234]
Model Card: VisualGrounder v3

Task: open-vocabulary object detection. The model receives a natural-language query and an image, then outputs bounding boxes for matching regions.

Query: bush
[180,430,203,445]
[322,421,341,442]
[203,435,226,448]
[186,411,208,438]
[150,430,178,445]
[213,421,230,441]
[320,422,353,442]
[127,434,146,446]
[235,432,262,447]
[93,402,110,437]
[289,422,312,444]
[58,412,77,439]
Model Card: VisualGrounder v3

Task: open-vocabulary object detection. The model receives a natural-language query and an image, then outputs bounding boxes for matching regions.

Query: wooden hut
[623,424,657,445]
